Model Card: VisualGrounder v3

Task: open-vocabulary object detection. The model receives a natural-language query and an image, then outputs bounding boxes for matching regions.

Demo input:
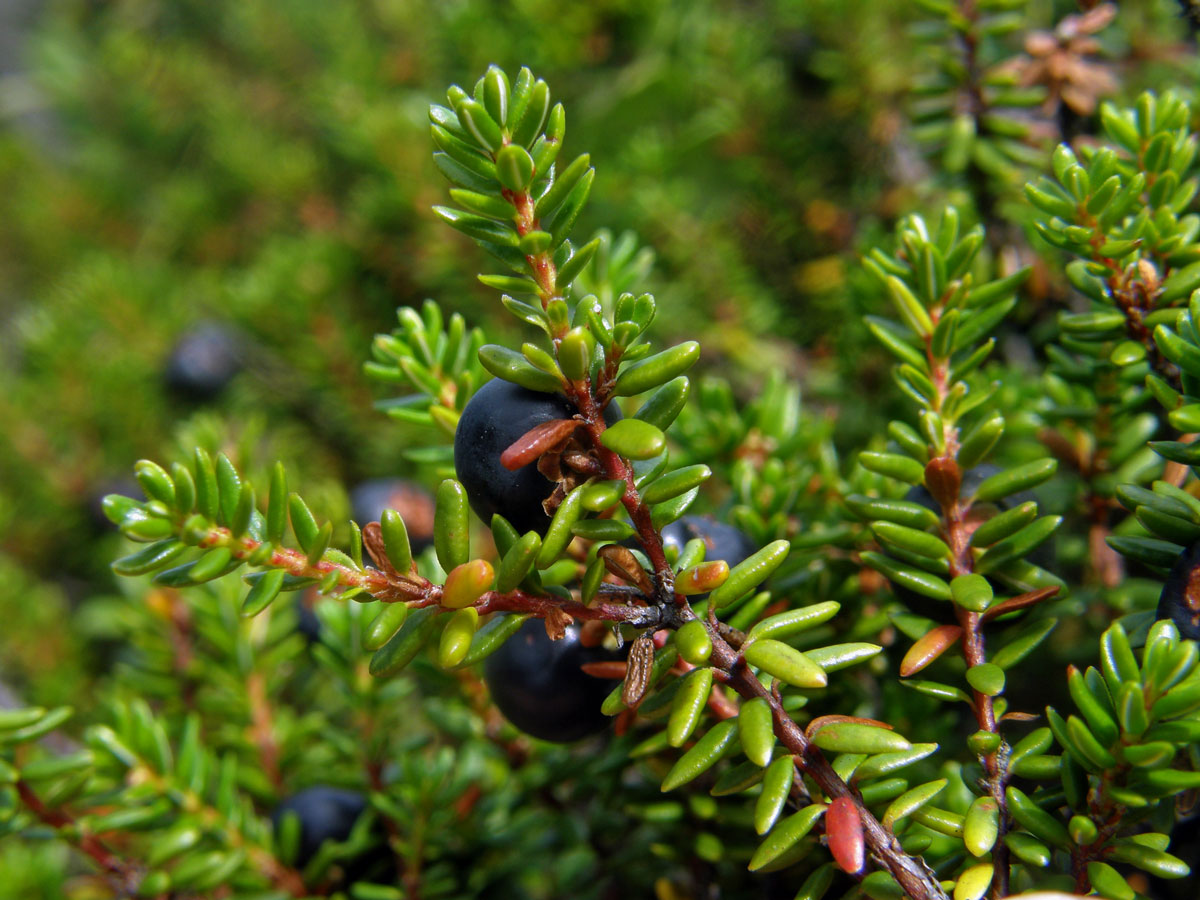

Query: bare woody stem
[945,495,1012,900]
[188,522,403,598]
[472,588,667,626]
[955,0,1002,238]
[184,516,670,627]
[246,671,283,791]
[574,386,677,596]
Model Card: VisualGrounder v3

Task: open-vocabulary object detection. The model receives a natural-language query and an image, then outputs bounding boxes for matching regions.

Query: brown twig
[499,169,678,601]
[246,672,283,791]
[705,630,950,900]
[922,301,1012,898]
[484,140,949,897]
[16,781,146,895]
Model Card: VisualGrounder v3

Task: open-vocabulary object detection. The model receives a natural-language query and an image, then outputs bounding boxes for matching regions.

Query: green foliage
[7,4,1200,900]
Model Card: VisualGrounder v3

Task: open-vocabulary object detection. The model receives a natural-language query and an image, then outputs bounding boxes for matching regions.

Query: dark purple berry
[454,379,618,535]
[660,515,757,571]
[1158,540,1200,640]
[294,588,323,644]
[483,617,623,743]
[271,786,368,868]
[164,324,242,402]
[349,479,435,551]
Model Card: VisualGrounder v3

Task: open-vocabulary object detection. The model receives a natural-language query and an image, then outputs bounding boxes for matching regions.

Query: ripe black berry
[660,515,756,570]
[483,617,623,742]
[271,786,369,869]
[294,588,324,644]
[454,379,618,535]
[349,479,435,552]
[1158,540,1200,640]
[164,324,242,401]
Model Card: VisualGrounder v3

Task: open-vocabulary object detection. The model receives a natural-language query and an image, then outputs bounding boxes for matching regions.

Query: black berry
[294,588,323,644]
[1158,540,1200,640]
[660,515,757,571]
[271,786,369,869]
[349,479,435,552]
[164,324,241,402]
[483,617,623,743]
[454,379,618,535]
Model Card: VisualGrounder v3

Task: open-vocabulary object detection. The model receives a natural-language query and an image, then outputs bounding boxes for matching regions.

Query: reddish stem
[924,299,1009,897]
[16,781,143,892]
[706,635,949,900]
[246,672,283,790]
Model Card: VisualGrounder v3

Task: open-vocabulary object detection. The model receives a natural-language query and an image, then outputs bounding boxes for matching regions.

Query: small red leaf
[826,796,865,874]
[580,661,628,679]
[899,624,963,677]
[500,419,580,471]
[676,560,730,596]
[924,457,961,510]
[805,714,895,738]
[980,586,1059,623]
[998,711,1040,722]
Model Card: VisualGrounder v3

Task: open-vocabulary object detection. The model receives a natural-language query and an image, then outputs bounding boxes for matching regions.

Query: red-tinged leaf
[900,624,963,677]
[826,796,865,874]
[998,711,1040,722]
[805,714,896,737]
[924,457,961,510]
[580,661,628,679]
[442,559,495,608]
[981,586,1059,623]
[676,561,730,595]
[500,419,580,471]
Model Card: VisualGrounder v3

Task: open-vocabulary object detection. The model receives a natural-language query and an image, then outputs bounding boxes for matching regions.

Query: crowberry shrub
[5,6,1200,900]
